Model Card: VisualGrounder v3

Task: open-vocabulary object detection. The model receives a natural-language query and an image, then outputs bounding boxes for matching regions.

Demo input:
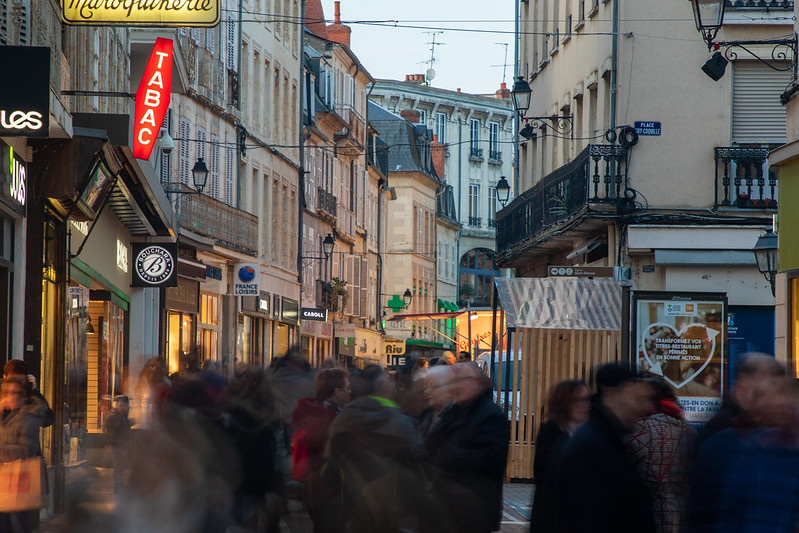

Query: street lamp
[403,289,413,309]
[191,158,209,194]
[322,233,335,258]
[690,0,726,46]
[496,176,511,208]
[753,230,778,296]
[510,76,532,118]
[688,0,797,82]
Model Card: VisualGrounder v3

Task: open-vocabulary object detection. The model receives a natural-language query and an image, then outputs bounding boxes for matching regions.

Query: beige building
[500,0,789,342]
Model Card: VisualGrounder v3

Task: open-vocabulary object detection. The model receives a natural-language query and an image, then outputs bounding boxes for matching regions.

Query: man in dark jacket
[425,362,510,533]
[554,363,656,533]
[325,365,429,533]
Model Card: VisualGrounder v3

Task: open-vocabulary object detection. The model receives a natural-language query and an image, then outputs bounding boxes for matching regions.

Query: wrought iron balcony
[726,0,792,9]
[468,216,482,227]
[488,150,502,163]
[469,147,484,161]
[488,218,496,228]
[173,187,258,256]
[496,144,627,254]
[714,146,778,209]
[317,187,338,217]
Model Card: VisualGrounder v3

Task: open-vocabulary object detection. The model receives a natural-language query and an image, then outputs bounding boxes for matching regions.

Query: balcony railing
[469,147,484,161]
[173,188,258,256]
[726,0,792,9]
[317,187,337,217]
[496,144,627,254]
[489,150,502,162]
[488,218,496,228]
[714,146,778,209]
[468,216,482,227]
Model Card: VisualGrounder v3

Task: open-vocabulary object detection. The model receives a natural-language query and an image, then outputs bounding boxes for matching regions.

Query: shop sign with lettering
[61,0,220,27]
[301,308,328,322]
[0,142,26,216]
[133,38,173,160]
[233,263,260,295]
[131,241,178,287]
[384,338,406,357]
[0,46,49,137]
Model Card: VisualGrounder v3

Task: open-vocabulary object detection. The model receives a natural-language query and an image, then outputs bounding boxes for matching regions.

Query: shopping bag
[0,458,43,512]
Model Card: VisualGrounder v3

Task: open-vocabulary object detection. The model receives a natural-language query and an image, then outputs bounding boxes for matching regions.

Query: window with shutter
[191,28,200,43]
[161,110,173,183]
[360,258,368,318]
[206,27,215,53]
[197,126,206,162]
[180,118,191,185]
[732,61,790,144]
[211,134,220,199]
[227,13,236,70]
[0,0,8,44]
[14,0,28,45]
[226,145,235,205]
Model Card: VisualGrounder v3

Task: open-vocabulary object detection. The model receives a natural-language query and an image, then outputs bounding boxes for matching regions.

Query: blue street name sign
[634,121,661,136]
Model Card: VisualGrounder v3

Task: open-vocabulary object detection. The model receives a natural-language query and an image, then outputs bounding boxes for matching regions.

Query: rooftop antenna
[492,42,511,85]
[423,31,445,86]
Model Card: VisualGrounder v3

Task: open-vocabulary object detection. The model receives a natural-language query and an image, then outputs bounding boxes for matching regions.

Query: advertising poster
[633,291,726,424]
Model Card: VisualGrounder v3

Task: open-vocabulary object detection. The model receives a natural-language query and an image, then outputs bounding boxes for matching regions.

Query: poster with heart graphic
[632,291,726,424]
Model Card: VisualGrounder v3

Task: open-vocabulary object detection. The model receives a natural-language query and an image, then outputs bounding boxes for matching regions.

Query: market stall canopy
[495,277,624,331]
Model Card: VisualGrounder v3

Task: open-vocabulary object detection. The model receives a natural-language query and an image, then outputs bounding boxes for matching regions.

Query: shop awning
[388,311,463,321]
[437,299,460,312]
[406,339,452,349]
[495,277,624,331]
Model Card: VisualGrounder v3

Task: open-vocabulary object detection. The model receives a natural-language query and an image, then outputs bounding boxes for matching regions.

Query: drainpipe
[236,0,243,209]
[610,0,618,133]
[298,0,307,292]
[514,0,520,193]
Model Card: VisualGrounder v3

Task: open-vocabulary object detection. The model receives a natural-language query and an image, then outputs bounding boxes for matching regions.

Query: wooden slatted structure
[496,327,622,480]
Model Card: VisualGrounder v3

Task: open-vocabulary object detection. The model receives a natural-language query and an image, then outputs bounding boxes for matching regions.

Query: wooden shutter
[732,61,790,144]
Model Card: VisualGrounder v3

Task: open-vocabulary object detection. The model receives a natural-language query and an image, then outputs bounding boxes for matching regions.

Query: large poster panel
[632,291,726,424]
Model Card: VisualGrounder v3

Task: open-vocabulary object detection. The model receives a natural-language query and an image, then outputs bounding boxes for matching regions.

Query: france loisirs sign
[61,0,220,26]
[133,38,173,160]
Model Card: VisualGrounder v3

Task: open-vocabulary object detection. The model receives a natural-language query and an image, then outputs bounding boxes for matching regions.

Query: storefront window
[791,278,799,378]
[199,293,219,363]
[166,311,195,375]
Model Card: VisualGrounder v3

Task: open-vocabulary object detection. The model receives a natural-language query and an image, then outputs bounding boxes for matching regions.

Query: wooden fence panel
[503,327,621,480]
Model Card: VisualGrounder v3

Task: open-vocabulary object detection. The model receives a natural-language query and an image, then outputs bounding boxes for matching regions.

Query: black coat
[530,421,567,532]
[425,392,510,533]
[554,403,655,533]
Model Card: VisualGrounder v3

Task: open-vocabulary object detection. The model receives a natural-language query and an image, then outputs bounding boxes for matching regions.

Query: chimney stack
[400,109,421,123]
[495,82,510,99]
[326,1,352,47]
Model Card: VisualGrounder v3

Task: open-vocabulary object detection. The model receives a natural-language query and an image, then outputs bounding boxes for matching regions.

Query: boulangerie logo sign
[61,0,220,26]
[0,46,50,137]
[133,38,173,160]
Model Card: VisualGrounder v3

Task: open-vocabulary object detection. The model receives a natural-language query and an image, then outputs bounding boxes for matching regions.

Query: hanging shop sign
[632,291,726,424]
[233,263,260,295]
[133,38,173,160]
[61,0,220,26]
[131,242,178,287]
[384,338,406,357]
[282,298,299,325]
[301,308,328,322]
[0,142,26,216]
[0,46,50,137]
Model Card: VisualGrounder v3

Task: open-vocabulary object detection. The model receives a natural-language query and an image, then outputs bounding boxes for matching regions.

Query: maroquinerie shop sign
[61,0,219,26]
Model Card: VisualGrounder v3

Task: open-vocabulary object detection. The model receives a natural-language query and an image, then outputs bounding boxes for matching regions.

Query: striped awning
[495,277,624,331]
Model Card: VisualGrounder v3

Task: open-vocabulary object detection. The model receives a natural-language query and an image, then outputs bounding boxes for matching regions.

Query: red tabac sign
[133,38,173,160]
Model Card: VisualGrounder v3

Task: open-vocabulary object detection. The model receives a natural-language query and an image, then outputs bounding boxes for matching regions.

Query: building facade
[498,0,788,372]
[370,79,514,308]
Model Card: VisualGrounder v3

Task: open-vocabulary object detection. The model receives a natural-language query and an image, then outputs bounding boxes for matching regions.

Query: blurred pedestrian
[458,351,471,363]
[105,395,132,493]
[0,375,43,533]
[418,365,454,439]
[555,363,656,533]
[291,368,351,533]
[412,357,429,382]
[439,351,456,366]
[529,380,589,532]
[625,379,694,533]
[696,353,785,449]
[325,364,429,532]
[133,356,170,429]
[4,359,54,430]
[425,362,509,533]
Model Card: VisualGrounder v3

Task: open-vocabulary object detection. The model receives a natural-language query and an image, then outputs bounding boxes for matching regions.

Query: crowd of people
[2,348,798,533]
[0,349,510,533]
[530,354,799,533]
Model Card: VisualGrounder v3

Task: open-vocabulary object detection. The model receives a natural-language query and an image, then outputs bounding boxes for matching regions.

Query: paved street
[41,471,533,533]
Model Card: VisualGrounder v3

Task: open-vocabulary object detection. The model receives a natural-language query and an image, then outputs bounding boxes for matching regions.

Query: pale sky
[319,0,516,95]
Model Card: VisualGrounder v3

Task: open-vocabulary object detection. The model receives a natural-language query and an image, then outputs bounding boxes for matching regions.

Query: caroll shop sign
[0,46,50,137]
[61,0,220,26]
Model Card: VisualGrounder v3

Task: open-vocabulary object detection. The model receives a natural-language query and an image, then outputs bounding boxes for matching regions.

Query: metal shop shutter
[732,61,790,144]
